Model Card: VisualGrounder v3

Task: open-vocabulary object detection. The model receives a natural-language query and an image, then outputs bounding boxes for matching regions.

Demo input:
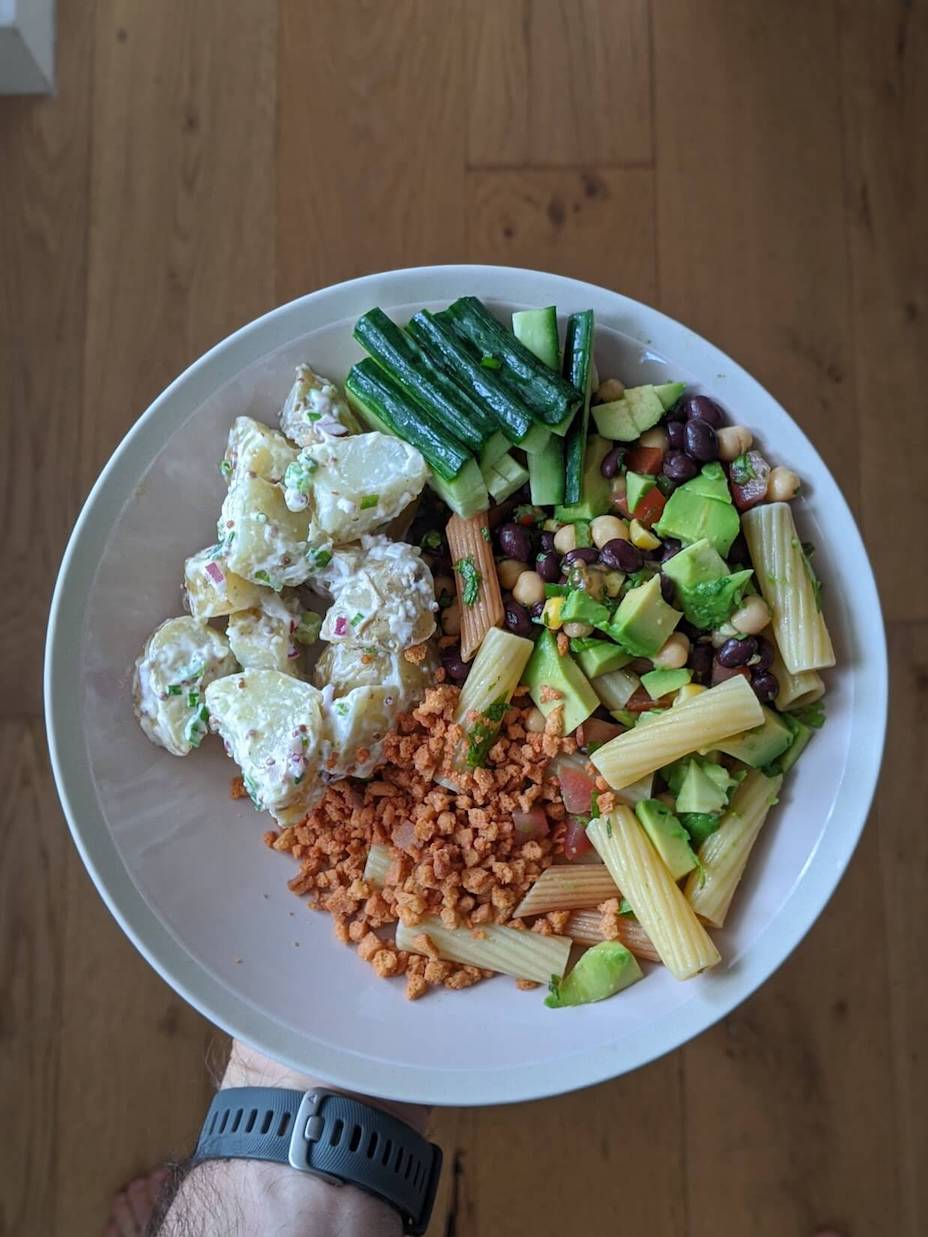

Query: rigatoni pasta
[514,864,620,917]
[566,909,662,963]
[396,916,571,983]
[588,809,721,980]
[768,644,825,711]
[742,502,835,674]
[685,770,783,927]
[453,627,534,768]
[446,510,505,660]
[591,676,764,790]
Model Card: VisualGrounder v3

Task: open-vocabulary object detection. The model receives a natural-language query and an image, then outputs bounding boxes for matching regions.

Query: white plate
[45,266,887,1106]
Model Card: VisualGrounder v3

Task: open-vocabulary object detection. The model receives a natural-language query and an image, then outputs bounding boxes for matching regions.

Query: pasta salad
[133,299,835,1007]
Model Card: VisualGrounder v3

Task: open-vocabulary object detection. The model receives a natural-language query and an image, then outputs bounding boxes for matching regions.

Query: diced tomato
[632,486,667,528]
[576,717,625,750]
[612,493,633,519]
[625,686,672,713]
[556,761,596,815]
[512,807,550,840]
[564,816,593,861]
[710,662,751,687]
[625,445,665,475]
[729,450,770,512]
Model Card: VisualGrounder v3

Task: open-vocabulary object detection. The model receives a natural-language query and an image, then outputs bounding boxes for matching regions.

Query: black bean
[504,600,534,638]
[563,547,600,568]
[682,394,726,428]
[599,538,642,572]
[683,418,719,462]
[726,532,749,565]
[667,420,686,449]
[540,530,556,553]
[664,398,686,422]
[442,649,472,684]
[498,522,532,562]
[656,474,677,497]
[660,537,682,562]
[529,601,545,619]
[535,551,562,582]
[754,636,775,671]
[663,449,699,483]
[660,574,675,604]
[689,642,714,684]
[600,446,625,478]
[718,636,758,668]
[751,669,779,703]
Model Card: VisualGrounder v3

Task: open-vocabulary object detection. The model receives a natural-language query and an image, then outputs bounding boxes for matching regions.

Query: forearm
[157,1042,425,1237]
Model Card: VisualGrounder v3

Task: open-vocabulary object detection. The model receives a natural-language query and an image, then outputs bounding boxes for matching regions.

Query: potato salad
[132,365,436,823]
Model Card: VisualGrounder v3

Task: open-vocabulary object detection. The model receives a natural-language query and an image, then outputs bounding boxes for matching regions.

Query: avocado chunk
[640,667,692,700]
[555,436,612,521]
[545,939,643,1008]
[716,706,792,767]
[524,628,599,734]
[591,384,665,442]
[677,568,754,630]
[654,381,686,411]
[609,575,682,658]
[592,399,638,442]
[680,811,722,848]
[560,589,611,629]
[654,463,740,557]
[636,799,698,880]
[676,760,730,814]
[624,385,665,431]
[662,538,728,590]
[772,713,814,773]
[626,470,656,516]
[573,639,633,678]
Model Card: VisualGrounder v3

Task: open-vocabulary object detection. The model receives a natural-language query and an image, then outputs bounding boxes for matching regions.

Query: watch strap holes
[260,1109,274,1135]
[366,1130,379,1159]
[276,1111,291,1138]
[329,1117,344,1147]
[348,1124,363,1153]
[244,1109,258,1134]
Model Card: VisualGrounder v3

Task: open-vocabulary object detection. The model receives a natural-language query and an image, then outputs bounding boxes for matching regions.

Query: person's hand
[221,1039,430,1134]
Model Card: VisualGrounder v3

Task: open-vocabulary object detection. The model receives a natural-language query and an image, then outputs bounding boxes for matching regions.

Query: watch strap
[194,1087,441,1236]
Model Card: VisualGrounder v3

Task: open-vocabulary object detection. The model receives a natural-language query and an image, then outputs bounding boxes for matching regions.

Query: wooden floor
[2,2,925,1234]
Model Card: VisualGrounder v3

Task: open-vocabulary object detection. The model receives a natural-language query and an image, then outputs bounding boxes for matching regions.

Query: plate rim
[44,264,888,1105]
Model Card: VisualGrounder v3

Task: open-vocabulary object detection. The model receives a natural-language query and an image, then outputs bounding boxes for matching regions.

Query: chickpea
[432,575,455,606]
[441,600,461,636]
[711,622,737,648]
[590,514,629,549]
[652,632,690,669]
[595,377,625,404]
[562,621,594,638]
[729,593,771,635]
[497,558,529,590]
[525,707,547,734]
[639,426,669,452]
[768,465,801,501]
[512,570,545,608]
[611,474,627,501]
[553,523,578,554]
[716,425,754,462]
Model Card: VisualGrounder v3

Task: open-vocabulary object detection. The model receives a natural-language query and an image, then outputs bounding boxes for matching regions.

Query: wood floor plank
[467,166,656,303]
[467,0,652,169]
[0,722,70,1237]
[0,0,94,719]
[78,0,278,494]
[836,0,928,619]
[652,4,902,1234]
[652,0,859,506]
[53,3,277,1231]
[277,0,470,301]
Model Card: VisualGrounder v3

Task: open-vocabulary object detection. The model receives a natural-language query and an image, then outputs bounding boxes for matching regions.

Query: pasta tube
[446,511,505,660]
[513,865,620,918]
[769,643,825,711]
[742,502,835,674]
[363,843,391,888]
[566,909,661,963]
[396,916,571,983]
[453,626,534,768]
[591,676,763,790]
[685,769,783,928]
[588,809,720,979]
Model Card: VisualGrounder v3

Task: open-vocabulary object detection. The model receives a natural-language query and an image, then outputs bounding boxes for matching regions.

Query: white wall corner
[0,0,55,95]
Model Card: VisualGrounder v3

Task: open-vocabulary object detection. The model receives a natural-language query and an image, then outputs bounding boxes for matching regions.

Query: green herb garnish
[480,354,502,369]
[465,697,509,767]
[218,459,233,480]
[420,530,443,551]
[455,556,482,607]
[359,493,380,510]
[730,453,756,485]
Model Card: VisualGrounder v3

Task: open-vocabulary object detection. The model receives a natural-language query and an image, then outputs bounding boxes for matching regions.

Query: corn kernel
[630,519,661,550]
[673,683,707,706]
[541,595,565,630]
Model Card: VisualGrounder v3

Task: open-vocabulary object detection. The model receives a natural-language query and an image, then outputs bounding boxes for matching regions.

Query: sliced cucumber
[440,296,582,426]
[562,310,595,506]
[484,452,530,502]
[406,310,543,451]
[354,308,496,450]
[478,429,511,471]
[345,360,470,482]
[427,458,489,519]
[528,436,565,505]
[654,381,686,412]
[512,306,560,370]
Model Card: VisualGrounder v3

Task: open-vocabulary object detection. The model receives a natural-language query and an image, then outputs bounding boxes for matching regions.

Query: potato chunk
[223,416,297,484]
[317,536,436,651]
[133,617,237,756]
[227,592,301,676]
[313,641,435,708]
[219,472,312,590]
[303,432,429,542]
[279,365,360,448]
[183,546,261,620]
[321,686,396,779]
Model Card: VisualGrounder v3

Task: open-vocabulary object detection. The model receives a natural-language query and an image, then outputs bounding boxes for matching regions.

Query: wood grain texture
[467,0,652,168]
[836,0,928,620]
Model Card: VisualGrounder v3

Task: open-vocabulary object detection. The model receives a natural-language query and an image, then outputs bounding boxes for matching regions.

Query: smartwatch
[194,1087,442,1236]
